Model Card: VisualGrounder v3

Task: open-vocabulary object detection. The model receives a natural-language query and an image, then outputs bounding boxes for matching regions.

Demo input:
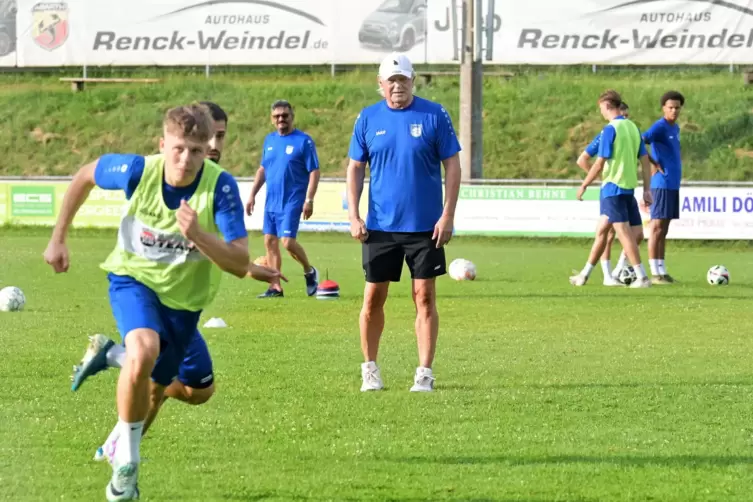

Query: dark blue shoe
[257,288,284,298]
[71,334,115,391]
[305,267,319,297]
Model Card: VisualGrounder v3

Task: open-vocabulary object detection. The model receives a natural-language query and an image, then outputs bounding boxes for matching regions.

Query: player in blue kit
[347,53,462,392]
[577,101,647,285]
[643,91,685,284]
[45,104,250,501]
[570,90,652,288]
[69,102,285,470]
[246,99,321,298]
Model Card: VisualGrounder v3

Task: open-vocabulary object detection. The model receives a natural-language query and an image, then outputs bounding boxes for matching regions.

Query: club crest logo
[410,124,422,138]
[32,2,69,51]
[285,145,294,154]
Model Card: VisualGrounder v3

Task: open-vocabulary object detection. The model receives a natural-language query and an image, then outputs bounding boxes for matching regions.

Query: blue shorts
[177,331,214,389]
[600,194,642,226]
[263,208,302,238]
[651,188,680,220]
[108,273,201,387]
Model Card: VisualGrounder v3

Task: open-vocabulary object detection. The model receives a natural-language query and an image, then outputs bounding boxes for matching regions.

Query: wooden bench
[60,77,161,92]
[417,70,515,85]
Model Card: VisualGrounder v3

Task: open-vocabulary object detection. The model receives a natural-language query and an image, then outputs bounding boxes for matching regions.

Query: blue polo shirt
[261,129,319,213]
[348,96,461,233]
[643,118,682,190]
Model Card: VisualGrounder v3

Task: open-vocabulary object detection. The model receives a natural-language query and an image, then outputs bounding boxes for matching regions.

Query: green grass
[1,68,752,180]
[2,228,753,501]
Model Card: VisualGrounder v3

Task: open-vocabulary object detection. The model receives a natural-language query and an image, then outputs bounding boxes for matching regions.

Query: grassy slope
[1,68,752,180]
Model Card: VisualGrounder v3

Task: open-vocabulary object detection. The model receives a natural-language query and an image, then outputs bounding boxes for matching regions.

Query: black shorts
[362,231,446,283]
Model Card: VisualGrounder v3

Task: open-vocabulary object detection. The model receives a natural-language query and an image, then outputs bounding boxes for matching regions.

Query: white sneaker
[569,273,588,286]
[630,276,652,288]
[106,461,139,501]
[603,276,623,287]
[360,362,384,391]
[94,437,118,465]
[410,367,435,392]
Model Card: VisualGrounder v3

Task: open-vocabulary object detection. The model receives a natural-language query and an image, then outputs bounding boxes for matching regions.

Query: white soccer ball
[449,258,476,281]
[618,266,637,286]
[0,286,26,312]
[707,265,729,285]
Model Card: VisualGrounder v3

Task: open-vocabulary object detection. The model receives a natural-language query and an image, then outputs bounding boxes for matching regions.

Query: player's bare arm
[346,158,368,241]
[245,166,266,215]
[44,160,98,273]
[639,154,653,205]
[576,157,606,200]
[176,199,248,278]
[303,170,320,220]
[434,153,461,247]
[576,152,592,173]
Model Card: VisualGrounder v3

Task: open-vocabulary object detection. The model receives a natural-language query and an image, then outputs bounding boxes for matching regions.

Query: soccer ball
[0,286,26,312]
[617,266,637,285]
[449,258,476,281]
[707,265,729,285]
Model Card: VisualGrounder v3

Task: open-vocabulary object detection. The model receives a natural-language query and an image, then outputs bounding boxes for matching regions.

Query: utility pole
[459,0,484,180]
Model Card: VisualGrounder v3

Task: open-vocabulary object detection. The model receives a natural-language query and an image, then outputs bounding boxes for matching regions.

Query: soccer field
[1,228,753,501]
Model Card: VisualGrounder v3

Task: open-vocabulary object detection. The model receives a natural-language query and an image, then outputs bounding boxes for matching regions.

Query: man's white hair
[377,72,416,97]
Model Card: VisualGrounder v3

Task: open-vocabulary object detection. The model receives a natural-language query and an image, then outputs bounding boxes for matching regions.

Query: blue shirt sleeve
[436,107,462,160]
[260,136,269,169]
[94,154,145,199]
[584,134,600,157]
[212,172,248,243]
[638,137,647,158]
[303,137,320,173]
[597,125,616,159]
[642,121,663,145]
[348,112,368,162]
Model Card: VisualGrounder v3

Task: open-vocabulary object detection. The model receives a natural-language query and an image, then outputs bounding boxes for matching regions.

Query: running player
[45,104,250,500]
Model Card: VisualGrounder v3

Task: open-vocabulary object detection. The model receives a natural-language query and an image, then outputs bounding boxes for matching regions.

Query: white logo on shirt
[120,164,128,173]
[285,145,294,154]
[267,146,273,151]
[410,124,422,138]
[222,184,230,194]
[376,130,386,136]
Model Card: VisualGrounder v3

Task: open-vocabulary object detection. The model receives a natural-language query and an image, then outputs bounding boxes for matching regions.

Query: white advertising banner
[427,0,753,64]
[1,179,752,240]
[15,0,336,66]
[13,0,433,67]
[0,0,16,66]
[453,185,753,240]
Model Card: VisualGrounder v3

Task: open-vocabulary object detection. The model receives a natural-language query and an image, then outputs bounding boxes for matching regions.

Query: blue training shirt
[261,129,319,213]
[94,154,248,243]
[348,96,461,233]
[597,116,647,198]
[584,133,601,157]
[643,118,682,190]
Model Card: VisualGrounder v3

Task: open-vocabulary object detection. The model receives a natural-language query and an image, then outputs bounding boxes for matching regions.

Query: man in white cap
[345,53,462,392]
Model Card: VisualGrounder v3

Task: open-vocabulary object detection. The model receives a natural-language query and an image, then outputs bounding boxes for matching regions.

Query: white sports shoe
[603,276,622,287]
[106,461,139,501]
[360,362,384,391]
[94,437,118,465]
[410,367,435,392]
[569,273,588,286]
[630,276,652,288]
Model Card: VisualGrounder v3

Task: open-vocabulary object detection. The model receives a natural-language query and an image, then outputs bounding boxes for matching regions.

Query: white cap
[378,53,414,80]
